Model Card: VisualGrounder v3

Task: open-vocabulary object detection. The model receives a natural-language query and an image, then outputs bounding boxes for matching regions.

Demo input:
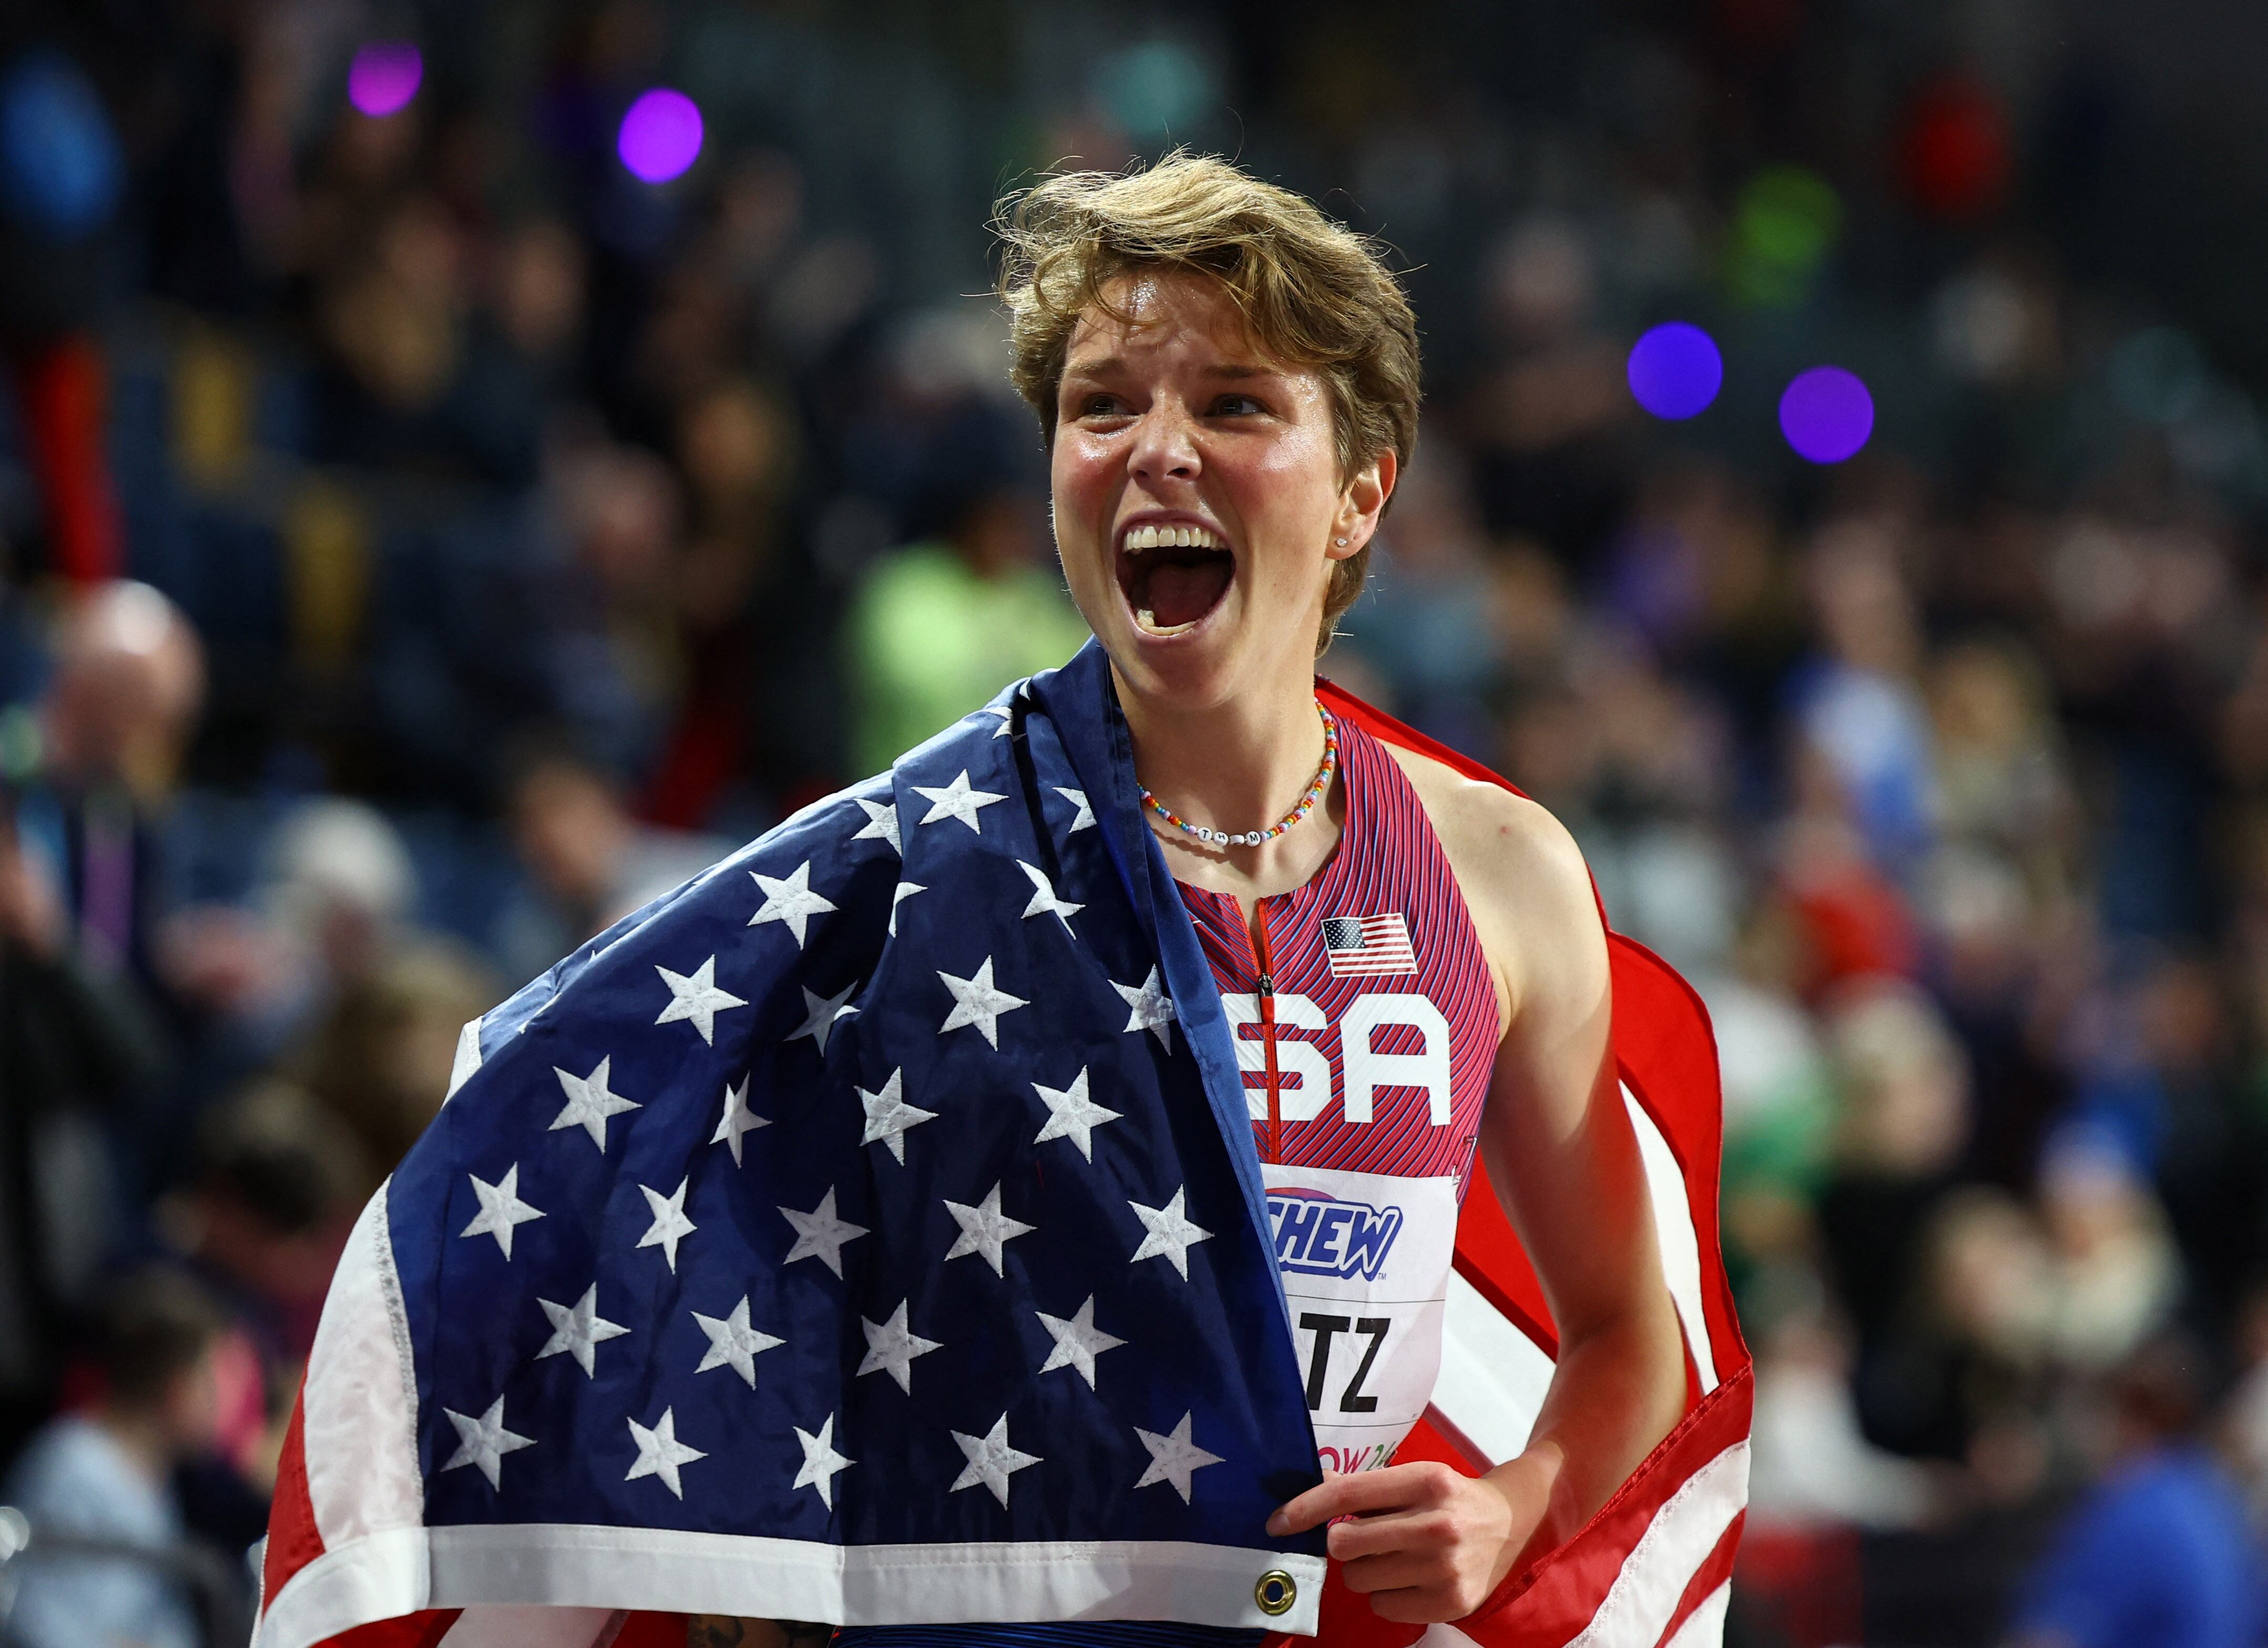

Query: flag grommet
[1255,1570,1297,1616]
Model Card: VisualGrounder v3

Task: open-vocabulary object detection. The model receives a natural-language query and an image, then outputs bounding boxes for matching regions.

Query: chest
[1173,733,1499,1193]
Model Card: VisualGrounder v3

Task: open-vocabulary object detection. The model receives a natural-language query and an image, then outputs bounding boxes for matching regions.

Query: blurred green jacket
[846,543,1092,777]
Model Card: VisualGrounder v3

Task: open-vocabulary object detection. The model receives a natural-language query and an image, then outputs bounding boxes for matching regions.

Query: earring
[1334,536,1349,546]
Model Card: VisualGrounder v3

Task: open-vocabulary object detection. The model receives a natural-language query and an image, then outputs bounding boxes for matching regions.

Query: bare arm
[1270,762,1686,1622]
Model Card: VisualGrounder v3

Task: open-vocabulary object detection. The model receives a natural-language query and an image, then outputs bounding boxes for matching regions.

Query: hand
[1268,1454,1555,1623]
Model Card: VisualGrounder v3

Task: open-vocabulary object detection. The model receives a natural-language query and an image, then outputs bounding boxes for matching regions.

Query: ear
[1328,449,1397,562]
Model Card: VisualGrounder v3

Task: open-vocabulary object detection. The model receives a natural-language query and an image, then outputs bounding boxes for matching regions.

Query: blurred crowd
[3,2,2268,1645]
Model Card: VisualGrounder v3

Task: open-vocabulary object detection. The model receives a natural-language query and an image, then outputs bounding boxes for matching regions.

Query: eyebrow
[1060,357,1282,384]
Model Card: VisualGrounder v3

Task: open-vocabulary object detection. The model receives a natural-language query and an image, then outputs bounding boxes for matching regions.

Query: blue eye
[1213,394,1263,416]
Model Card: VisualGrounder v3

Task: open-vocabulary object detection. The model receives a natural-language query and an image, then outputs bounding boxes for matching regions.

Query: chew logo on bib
[1269,1187,1404,1280]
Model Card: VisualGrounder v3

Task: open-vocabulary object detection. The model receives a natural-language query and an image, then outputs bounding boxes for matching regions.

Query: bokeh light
[1779,366,1875,463]
[1727,165,1843,310]
[618,89,704,185]
[1626,323,1723,420]
[347,42,423,119]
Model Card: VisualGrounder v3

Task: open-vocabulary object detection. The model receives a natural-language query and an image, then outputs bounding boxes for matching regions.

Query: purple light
[1779,365,1874,463]
[1626,322,1723,420]
[618,88,703,184]
[347,42,422,119]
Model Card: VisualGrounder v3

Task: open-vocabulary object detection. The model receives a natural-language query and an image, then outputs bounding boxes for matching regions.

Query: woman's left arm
[1269,787,1687,1623]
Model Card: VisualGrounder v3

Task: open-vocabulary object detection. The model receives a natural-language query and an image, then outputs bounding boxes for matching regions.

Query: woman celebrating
[978,152,1682,1633]
[258,154,1725,1648]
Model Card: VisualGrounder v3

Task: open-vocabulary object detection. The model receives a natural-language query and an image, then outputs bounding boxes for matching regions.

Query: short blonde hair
[994,152,1421,652]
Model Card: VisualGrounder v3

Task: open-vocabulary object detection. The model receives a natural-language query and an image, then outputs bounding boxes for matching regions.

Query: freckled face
[1052,271,1361,712]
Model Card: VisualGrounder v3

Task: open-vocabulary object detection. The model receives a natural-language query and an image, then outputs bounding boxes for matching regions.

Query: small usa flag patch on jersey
[1323,912,1418,978]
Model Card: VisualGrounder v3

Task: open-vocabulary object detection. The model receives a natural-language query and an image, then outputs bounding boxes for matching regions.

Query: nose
[1127,398,1201,485]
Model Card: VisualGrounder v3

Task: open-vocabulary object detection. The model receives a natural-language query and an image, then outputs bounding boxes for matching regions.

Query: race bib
[1263,1163,1459,1475]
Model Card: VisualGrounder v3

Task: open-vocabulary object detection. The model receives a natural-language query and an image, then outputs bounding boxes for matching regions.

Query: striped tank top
[1176,713,1501,1193]
[835,717,1502,1648]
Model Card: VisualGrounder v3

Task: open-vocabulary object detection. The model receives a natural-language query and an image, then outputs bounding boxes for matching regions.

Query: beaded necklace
[1138,702,1338,849]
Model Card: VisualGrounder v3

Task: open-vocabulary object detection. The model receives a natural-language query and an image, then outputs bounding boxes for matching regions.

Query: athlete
[826,154,1687,1643]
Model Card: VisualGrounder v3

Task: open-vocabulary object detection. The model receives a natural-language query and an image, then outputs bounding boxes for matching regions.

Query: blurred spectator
[2008,1338,2260,1648]
[843,402,1089,777]
[1741,1265,1941,1648]
[1337,438,1501,751]
[0,802,167,1452]
[1748,1271,1940,1532]
[496,743,727,982]
[156,1080,369,1365]
[1790,517,1939,874]
[294,943,500,1176]
[15,582,204,986]
[0,1269,227,1648]
[2035,1124,2181,1373]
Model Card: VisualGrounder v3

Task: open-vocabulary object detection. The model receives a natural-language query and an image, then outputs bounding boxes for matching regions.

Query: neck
[1117,665,1327,837]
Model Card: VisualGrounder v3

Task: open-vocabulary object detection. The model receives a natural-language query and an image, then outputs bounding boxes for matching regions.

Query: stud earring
[1334,536,1349,546]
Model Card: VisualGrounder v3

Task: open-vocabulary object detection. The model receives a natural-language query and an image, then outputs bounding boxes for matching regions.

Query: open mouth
[1115,522,1235,637]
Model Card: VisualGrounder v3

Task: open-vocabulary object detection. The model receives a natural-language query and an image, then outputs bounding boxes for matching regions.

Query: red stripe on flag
[262,1391,326,1612]
[1656,1513,1743,1647]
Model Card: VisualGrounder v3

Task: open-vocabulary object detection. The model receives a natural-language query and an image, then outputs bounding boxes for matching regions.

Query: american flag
[255,645,1752,1648]
[1321,913,1418,979]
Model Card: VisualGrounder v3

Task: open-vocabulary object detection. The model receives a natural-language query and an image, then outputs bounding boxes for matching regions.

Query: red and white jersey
[1176,714,1502,1189]
[1177,715,1504,1476]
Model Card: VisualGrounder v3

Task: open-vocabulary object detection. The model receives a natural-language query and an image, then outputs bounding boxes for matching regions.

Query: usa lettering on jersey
[1220,990,1454,1126]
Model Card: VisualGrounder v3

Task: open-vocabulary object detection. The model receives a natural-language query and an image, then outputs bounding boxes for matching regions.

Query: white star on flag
[691,1297,785,1388]
[787,979,860,1055]
[461,1164,544,1258]
[857,1301,943,1393]
[625,1407,706,1500]
[1128,1187,1213,1279]
[852,795,902,853]
[748,861,836,947]
[780,1188,867,1277]
[636,1178,697,1273]
[938,957,1028,1049]
[858,1069,937,1164]
[1035,1296,1125,1389]
[1133,1411,1225,1503]
[943,1182,1035,1276]
[711,1076,769,1166]
[911,770,1006,833]
[950,1414,1043,1507]
[1114,969,1176,1051]
[983,703,1014,738]
[889,880,924,936]
[550,1056,641,1152]
[1055,787,1095,832]
[535,1284,628,1377]
[1016,861,1084,929]
[1032,1067,1121,1162]
[792,1413,854,1509]
[439,1395,534,1490]
[654,955,747,1046]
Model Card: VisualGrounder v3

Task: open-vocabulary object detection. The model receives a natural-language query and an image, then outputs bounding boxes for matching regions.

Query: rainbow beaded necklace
[1138,702,1338,849]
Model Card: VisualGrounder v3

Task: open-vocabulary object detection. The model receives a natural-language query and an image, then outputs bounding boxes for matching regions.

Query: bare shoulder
[1379,741,1607,1026]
